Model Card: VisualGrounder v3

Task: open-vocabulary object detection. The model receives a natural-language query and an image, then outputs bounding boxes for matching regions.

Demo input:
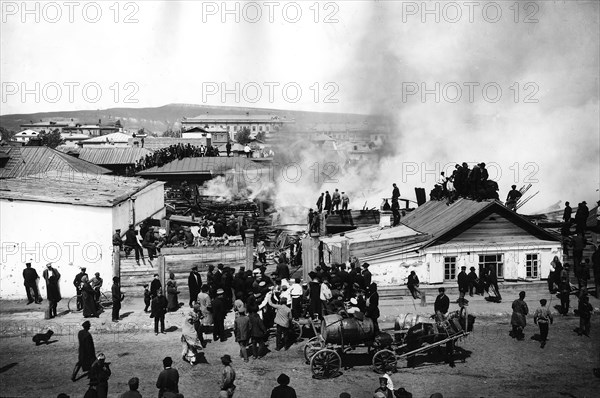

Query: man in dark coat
[42,263,61,318]
[73,267,88,310]
[457,266,469,302]
[592,245,600,299]
[563,201,572,223]
[276,260,290,281]
[124,224,144,265]
[188,266,202,307]
[366,282,380,334]
[406,271,421,299]
[212,288,227,341]
[23,262,42,304]
[434,287,450,321]
[89,353,111,398]
[362,263,372,288]
[316,193,324,213]
[324,191,332,214]
[156,356,179,398]
[574,201,589,234]
[111,277,125,322]
[72,320,95,381]
[150,274,162,299]
[467,267,478,297]
[151,289,168,335]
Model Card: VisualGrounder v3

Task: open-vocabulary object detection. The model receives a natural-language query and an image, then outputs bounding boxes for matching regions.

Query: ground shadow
[35,339,59,346]
[119,311,134,320]
[117,352,131,358]
[405,346,472,369]
[340,351,374,370]
[193,352,208,364]
[73,373,89,382]
[0,363,17,374]
[165,326,178,333]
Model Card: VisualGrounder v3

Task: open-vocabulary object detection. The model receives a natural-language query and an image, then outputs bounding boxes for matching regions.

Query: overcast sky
[1,1,599,211]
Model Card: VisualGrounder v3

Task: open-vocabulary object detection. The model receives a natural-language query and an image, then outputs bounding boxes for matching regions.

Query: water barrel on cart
[321,314,375,345]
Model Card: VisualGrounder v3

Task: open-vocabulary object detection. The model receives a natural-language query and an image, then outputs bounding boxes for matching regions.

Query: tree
[162,128,181,138]
[0,126,15,142]
[255,131,266,142]
[41,129,64,148]
[115,119,122,128]
[235,127,251,145]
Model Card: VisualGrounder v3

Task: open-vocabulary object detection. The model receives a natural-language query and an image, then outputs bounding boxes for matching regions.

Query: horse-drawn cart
[304,308,475,379]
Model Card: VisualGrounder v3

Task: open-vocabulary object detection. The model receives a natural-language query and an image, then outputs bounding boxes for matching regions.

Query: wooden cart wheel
[310,348,342,379]
[291,320,303,342]
[304,336,325,363]
[372,349,397,374]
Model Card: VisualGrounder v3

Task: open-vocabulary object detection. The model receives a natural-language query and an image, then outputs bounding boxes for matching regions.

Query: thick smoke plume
[273,1,599,213]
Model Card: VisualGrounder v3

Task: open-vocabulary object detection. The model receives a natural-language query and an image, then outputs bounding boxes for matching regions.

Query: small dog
[32,330,54,345]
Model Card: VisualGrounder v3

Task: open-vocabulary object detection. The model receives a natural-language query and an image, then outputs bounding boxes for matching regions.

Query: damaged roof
[0,171,161,207]
[136,157,268,176]
[0,146,111,179]
[401,198,560,247]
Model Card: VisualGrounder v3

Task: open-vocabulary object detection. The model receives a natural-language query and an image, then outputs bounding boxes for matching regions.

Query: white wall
[110,182,165,234]
[0,200,113,299]
[426,242,561,283]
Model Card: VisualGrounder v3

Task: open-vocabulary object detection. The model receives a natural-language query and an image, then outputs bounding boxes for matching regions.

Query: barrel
[321,314,375,345]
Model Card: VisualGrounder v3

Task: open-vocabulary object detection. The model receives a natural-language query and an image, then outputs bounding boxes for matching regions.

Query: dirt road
[0,311,598,398]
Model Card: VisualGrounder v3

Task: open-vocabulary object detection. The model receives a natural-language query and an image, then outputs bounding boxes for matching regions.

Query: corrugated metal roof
[0,146,111,179]
[78,147,152,165]
[82,132,132,143]
[0,172,162,207]
[401,198,559,245]
[401,199,491,238]
[321,224,425,245]
[137,157,268,176]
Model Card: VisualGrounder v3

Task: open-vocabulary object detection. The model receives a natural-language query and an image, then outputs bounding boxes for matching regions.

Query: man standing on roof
[341,191,350,210]
[563,201,572,223]
[391,184,401,226]
[506,185,522,211]
[316,193,324,213]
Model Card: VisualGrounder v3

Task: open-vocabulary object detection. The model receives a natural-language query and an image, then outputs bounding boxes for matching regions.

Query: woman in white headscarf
[181,311,203,365]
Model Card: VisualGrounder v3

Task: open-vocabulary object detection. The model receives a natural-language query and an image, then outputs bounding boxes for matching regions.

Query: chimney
[379,210,392,228]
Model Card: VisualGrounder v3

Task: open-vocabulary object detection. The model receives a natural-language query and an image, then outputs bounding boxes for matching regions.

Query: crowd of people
[125,143,221,176]
[430,162,499,203]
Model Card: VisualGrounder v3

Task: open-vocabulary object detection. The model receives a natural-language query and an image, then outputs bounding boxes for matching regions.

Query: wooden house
[319,199,562,287]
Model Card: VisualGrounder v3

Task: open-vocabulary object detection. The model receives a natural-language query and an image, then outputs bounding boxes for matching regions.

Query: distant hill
[0,103,388,134]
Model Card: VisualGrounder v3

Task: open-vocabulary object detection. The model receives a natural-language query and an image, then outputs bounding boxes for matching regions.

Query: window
[234,126,238,131]
[478,254,504,279]
[252,126,256,131]
[526,254,539,278]
[266,126,270,132]
[259,126,263,131]
[444,257,456,281]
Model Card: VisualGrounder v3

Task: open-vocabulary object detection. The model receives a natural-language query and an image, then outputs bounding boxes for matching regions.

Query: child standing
[143,284,151,312]
[578,294,593,337]
[533,299,553,348]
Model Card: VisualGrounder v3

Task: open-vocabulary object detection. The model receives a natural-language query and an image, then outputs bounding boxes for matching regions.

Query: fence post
[158,256,166,290]
[112,246,121,278]
[245,229,255,270]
